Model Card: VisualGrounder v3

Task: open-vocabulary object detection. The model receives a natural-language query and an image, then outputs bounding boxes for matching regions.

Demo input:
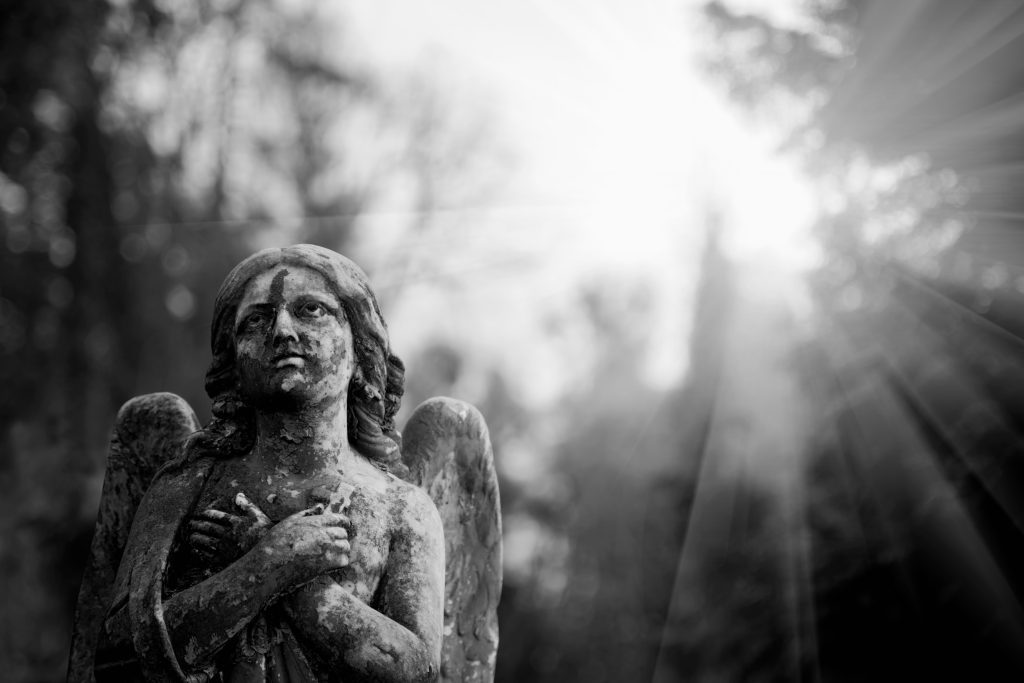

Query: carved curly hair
[184,244,405,470]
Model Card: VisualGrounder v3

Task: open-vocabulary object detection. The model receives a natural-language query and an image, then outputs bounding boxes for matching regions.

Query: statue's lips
[273,354,306,369]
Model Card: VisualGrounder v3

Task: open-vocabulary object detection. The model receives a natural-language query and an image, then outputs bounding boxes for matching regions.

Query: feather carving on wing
[399,397,503,683]
[67,393,200,683]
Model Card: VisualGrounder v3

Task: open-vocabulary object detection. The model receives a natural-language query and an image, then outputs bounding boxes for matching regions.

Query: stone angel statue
[66,245,502,683]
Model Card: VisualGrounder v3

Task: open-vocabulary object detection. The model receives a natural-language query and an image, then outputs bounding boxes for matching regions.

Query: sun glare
[348,0,821,279]
[708,123,821,272]
[346,0,824,399]
[525,2,821,279]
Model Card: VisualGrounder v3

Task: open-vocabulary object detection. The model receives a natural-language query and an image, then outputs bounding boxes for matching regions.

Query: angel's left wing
[400,397,503,683]
[67,392,199,683]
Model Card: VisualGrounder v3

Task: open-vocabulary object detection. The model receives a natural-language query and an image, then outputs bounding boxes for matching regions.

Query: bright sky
[339,0,818,405]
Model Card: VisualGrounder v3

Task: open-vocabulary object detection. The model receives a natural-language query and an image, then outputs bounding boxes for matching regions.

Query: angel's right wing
[67,392,199,683]
[400,397,503,683]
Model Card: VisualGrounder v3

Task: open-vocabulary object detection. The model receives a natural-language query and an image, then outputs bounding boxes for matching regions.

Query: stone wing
[67,392,199,683]
[400,397,503,683]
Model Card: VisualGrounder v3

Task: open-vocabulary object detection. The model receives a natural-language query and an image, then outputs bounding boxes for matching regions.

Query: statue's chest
[199,460,394,599]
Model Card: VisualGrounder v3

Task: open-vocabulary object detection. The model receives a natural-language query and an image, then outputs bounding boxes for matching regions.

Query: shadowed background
[4,0,1024,681]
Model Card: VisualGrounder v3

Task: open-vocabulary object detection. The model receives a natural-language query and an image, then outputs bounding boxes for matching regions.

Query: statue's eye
[298,301,327,318]
[242,311,269,330]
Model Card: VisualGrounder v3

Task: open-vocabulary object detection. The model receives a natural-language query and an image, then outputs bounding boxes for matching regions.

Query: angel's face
[233,265,355,410]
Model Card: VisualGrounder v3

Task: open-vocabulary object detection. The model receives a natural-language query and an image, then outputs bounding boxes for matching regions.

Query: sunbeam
[796,293,1024,678]
[654,255,817,681]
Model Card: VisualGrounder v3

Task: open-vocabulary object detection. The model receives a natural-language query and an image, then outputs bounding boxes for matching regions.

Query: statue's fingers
[324,526,348,540]
[195,511,244,534]
[189,520,229,537]
[197,509,233,525]
[234,492,273,523]
[324,549,350,567]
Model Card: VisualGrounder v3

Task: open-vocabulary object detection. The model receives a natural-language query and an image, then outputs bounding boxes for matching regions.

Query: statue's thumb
[235,491,271,522]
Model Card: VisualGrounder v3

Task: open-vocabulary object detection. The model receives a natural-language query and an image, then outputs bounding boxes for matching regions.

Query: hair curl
[183,244,405,470]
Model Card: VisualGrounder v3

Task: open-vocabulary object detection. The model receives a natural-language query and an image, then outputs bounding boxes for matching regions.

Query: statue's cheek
[313,324,354,373]
[327,339,353,370]
[235,337,260,360]
[323,353,355,389]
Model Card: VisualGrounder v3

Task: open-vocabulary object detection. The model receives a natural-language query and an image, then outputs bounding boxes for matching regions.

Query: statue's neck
[250,400,357,475]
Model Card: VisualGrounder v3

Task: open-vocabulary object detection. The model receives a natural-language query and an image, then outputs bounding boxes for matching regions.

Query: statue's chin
[241,382,316,412]
[240,378,344,414]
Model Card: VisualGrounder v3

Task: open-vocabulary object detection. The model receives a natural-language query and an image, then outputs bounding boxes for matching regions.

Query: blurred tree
[487,233,739,683]
[365,59,516,309]
[490,275,675,683]
[0,2,162,677]
[654,225,827,682]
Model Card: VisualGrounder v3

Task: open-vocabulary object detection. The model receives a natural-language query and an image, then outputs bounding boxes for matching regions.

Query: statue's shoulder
[386,470,444,536]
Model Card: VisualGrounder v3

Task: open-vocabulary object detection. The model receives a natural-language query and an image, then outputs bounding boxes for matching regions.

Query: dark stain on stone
[268,268,289,308]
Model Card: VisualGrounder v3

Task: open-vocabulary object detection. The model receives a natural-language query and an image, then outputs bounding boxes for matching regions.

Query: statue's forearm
[283,578,439,683]
[162,549,299,668]
[99,548,299,674]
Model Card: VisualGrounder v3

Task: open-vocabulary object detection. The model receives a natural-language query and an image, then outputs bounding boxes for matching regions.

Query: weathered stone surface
[68,245,502,683]
[401,398,502,683]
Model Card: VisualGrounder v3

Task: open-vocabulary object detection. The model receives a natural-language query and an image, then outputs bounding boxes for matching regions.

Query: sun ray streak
[903,90,1024,157]
[819,315,1024,665]
[854,3,1024,126]
[653,265,816,681]
[780,455,821,683]
[893,267,1024,350]
[816,321,929,607]
[854,285,1024,538]
[651,369,731,682]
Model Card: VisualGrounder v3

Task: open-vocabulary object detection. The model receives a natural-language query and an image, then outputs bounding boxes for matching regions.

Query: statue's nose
[272,307,299,344]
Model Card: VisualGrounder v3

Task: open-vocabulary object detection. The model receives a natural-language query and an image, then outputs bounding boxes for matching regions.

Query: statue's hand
[256,505,351,584]
[187,492,273,564]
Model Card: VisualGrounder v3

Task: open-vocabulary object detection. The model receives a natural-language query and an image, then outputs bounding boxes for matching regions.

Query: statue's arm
[96,501,351,676]
[283,487,445,683]
[96,529,298,675]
